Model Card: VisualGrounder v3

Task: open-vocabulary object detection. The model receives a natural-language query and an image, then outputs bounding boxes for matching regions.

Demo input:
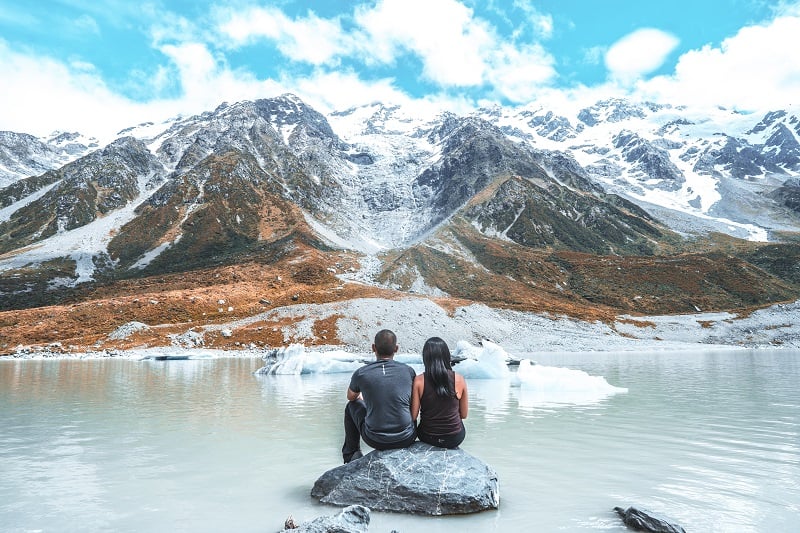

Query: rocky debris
[280,505,369,533]
[614,506,686,533]
[108,321,151,340]
[169,329,205,347]
[311,442,499,515]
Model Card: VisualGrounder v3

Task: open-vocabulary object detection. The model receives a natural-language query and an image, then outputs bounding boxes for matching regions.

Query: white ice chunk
[514,359,627,407]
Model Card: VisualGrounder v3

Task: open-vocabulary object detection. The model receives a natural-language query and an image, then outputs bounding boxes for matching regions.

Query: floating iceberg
[255,344,368,375]
[252,341,627,408]
[514,359,627,407]
[451,340,512,379]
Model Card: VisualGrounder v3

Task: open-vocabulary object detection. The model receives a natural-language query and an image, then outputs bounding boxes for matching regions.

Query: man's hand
[347,388,362,401]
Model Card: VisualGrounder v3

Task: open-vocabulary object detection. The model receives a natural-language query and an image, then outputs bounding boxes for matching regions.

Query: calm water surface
[1,349,798,532]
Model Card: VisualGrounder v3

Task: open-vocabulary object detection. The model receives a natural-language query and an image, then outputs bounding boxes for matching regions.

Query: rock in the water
[614,506,686,533]
[311,442,499,515]
[281,505,370,533]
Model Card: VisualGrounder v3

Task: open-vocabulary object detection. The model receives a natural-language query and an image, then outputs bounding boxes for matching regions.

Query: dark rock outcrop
[612,130,685,191]
[311,442,499,515]
[614,506,686,533]
[281,505,370,533]
[770,177,800,214]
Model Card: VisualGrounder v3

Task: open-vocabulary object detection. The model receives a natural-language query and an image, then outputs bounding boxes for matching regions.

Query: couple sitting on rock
[342,329,469,463]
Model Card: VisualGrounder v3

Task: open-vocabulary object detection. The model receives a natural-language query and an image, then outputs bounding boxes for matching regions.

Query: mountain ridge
[1,93,799,353]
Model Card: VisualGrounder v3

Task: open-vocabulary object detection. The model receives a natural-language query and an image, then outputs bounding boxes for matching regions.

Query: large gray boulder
[311,442,499,515]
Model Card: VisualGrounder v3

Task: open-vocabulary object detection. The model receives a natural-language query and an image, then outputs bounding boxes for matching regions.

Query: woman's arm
[410,374,423,421]
[456,373,468,419]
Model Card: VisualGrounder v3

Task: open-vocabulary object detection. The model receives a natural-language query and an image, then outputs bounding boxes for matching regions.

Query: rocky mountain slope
[0,130,96,187]
[1,94,799,353]
[488,99,800,240]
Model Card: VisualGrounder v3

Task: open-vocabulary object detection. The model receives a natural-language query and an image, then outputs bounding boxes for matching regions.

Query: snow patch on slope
[0,172,164,284]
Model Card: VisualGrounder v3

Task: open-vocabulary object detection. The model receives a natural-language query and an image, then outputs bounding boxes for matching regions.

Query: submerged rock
[281,505,369,533]
[614,506,686,533]
[311,442,499,515]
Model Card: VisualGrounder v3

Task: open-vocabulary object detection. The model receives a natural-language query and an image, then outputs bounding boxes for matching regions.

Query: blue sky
[1,0,799,137]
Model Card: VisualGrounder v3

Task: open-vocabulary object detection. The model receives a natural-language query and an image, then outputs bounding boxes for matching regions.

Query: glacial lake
[1,348,798,532]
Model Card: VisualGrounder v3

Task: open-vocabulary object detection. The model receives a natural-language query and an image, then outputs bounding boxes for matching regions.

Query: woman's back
[418,370,462,436]
[411,336,469,448]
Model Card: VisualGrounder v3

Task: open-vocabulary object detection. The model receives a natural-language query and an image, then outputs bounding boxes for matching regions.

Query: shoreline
[4,297,799,360]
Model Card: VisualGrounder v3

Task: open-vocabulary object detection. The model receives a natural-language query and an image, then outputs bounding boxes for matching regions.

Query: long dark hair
[422,337,455,398]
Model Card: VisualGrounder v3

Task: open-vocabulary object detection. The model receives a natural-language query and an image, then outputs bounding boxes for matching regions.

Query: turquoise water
[1,349,798,532]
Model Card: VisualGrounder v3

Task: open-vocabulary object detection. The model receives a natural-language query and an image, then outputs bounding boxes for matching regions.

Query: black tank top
[418,371,462,436]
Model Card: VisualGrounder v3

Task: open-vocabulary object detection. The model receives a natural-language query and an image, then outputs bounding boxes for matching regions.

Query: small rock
[280,505,369,533]
[614,506,686,533]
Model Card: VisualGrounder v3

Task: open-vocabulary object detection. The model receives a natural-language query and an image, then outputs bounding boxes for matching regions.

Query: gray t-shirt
[349,358,417,444]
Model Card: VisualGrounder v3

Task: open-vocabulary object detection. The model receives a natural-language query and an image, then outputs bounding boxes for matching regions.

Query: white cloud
[213,0,556,98]
[217,6,352,66]
[512,0,554,39]
[157,41,285,110]
[636,13,800,111]
[149,13,197,46]
[488,42,556,102]
[0,40,139,139]
[0,38,410,140]
[605,28,679,83]
[0,39,280,141]
[355,0,494,86]
[8,0,798,143]
[772,1,800,17]
[354,0,556,95]
[288,70,411,112]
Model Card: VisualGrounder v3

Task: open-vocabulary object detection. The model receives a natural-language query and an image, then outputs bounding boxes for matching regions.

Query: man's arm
[347,388,361,401]
[347,369,361,401]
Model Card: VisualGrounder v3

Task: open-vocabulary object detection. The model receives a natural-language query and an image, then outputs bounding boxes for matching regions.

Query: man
[342,329,417,463]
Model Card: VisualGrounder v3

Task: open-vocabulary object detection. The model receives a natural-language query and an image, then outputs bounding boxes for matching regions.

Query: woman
[411,337,468,448]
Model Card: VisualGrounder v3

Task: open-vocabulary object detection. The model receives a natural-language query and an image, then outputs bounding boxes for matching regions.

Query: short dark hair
[374,329,397,356]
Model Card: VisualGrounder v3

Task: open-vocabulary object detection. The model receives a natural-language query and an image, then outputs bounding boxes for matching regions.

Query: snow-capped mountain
[0,94,799,313]
[0,130,97,188]
[485,98,800,240]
